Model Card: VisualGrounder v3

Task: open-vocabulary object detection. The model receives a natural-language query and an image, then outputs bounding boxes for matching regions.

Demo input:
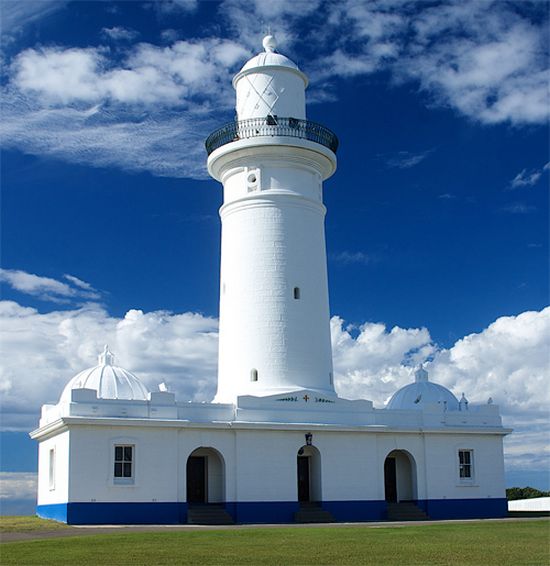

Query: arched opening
[293,287,301,300]
[186,447,225,505]
[250,368,258,382]
[384,450,417,503]
[297,445,322,503]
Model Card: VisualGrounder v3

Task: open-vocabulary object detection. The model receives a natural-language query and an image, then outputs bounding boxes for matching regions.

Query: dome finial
[98,344,115,366]
[415,364,429,383]
[263,34,277,53]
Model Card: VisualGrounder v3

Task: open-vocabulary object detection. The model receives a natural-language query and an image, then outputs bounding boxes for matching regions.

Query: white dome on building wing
[386,366,459,411]
[59,346,149,404]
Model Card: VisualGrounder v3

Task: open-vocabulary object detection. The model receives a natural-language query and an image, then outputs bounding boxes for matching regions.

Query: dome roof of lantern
[236,35,307,85]
[386,366,459,411]
[59,345,149,404]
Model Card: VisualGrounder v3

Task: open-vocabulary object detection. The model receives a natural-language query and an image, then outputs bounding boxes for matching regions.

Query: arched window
[250,369,258,382]
[293,287,301,300]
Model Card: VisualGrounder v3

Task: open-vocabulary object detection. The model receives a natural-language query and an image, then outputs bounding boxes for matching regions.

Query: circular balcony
[205,117,339,156]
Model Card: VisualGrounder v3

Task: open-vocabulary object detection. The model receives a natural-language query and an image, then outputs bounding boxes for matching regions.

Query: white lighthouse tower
[207,36,339,404]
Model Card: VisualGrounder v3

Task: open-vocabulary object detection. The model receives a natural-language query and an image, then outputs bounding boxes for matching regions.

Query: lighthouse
[206,35,339,404]
[31,34,509,527]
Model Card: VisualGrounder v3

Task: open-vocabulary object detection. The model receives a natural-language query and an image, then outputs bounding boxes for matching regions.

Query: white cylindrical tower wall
[208,37,337,404]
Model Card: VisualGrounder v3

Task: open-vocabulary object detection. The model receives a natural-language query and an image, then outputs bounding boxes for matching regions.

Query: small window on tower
[293,287,301,300]
[250,369,258,382]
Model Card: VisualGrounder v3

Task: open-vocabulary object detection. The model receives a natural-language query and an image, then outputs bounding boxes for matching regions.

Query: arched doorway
[384,450,417,503]
[186,447,225,504]
[297,445,322,503]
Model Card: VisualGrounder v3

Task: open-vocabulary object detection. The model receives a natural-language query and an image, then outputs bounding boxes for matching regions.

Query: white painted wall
[423,434,507,500]
[40,423,506,507]
[37,431,69,506]
[68,426,179,503]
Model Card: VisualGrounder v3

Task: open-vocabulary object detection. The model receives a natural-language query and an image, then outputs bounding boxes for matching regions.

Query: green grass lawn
[1,520,549,565]
[0,516,71,533]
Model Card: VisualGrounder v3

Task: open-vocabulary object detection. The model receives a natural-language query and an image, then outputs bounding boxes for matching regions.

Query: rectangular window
[114,445,133,480]
[48,448,55,490]
[458,449,473,479]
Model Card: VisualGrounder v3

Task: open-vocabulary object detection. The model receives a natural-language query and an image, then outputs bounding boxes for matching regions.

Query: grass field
[1,519,549,565]
[0,516,71,533]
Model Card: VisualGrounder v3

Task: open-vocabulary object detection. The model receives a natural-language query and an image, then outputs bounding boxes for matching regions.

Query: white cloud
[500,202,537,214]
[0,269,100,303]
[101,26,139,42]
[329,251,372,265]
[383,150,433,169]
[145,0,198,16]
[313,1,549,126]
[0,1,67,40]
[0,2,546,179]
[0,300,219,430]
[510,162,549,188]
[0,472,37,501]
[1,38,250,178]
[332,317,436,405]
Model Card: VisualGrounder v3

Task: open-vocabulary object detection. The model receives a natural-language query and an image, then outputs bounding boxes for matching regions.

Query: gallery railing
[205,117,339,155]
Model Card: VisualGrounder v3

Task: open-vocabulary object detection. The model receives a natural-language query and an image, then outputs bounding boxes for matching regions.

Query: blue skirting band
[37,498,507,525]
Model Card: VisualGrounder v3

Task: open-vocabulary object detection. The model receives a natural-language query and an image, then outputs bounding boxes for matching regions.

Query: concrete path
[2,516,547,543]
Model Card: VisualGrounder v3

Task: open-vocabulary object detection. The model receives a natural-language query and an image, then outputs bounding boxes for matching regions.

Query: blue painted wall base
[416,498,508,519]
[37,502,187,525]
[37,498,507,524]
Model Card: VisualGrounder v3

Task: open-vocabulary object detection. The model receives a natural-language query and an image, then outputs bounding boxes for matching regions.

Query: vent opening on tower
[250,369,258,382]
[293,287,301,300]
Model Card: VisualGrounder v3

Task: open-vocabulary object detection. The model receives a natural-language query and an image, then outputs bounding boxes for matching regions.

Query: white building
[32,36,510,525]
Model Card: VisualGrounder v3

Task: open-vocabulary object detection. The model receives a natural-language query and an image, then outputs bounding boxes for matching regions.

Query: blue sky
[0,0,548,513]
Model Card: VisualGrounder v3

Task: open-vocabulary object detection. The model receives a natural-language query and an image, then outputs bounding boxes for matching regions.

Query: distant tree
[506,487,550,500]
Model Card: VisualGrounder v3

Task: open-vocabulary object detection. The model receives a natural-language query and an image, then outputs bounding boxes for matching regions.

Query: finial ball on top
[262,35,277,53]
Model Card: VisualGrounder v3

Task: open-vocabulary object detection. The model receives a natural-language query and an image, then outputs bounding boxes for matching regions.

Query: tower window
[293,287,301,300]
[250,369,258,382]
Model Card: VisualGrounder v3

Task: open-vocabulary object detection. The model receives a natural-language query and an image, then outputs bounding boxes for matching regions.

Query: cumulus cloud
[0,300,219,430]
[0,269,100,303]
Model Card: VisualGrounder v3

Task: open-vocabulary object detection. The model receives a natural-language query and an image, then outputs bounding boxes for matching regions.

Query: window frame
[110,440,137,486]
[48,447,56,491]
[457,449,475,484]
